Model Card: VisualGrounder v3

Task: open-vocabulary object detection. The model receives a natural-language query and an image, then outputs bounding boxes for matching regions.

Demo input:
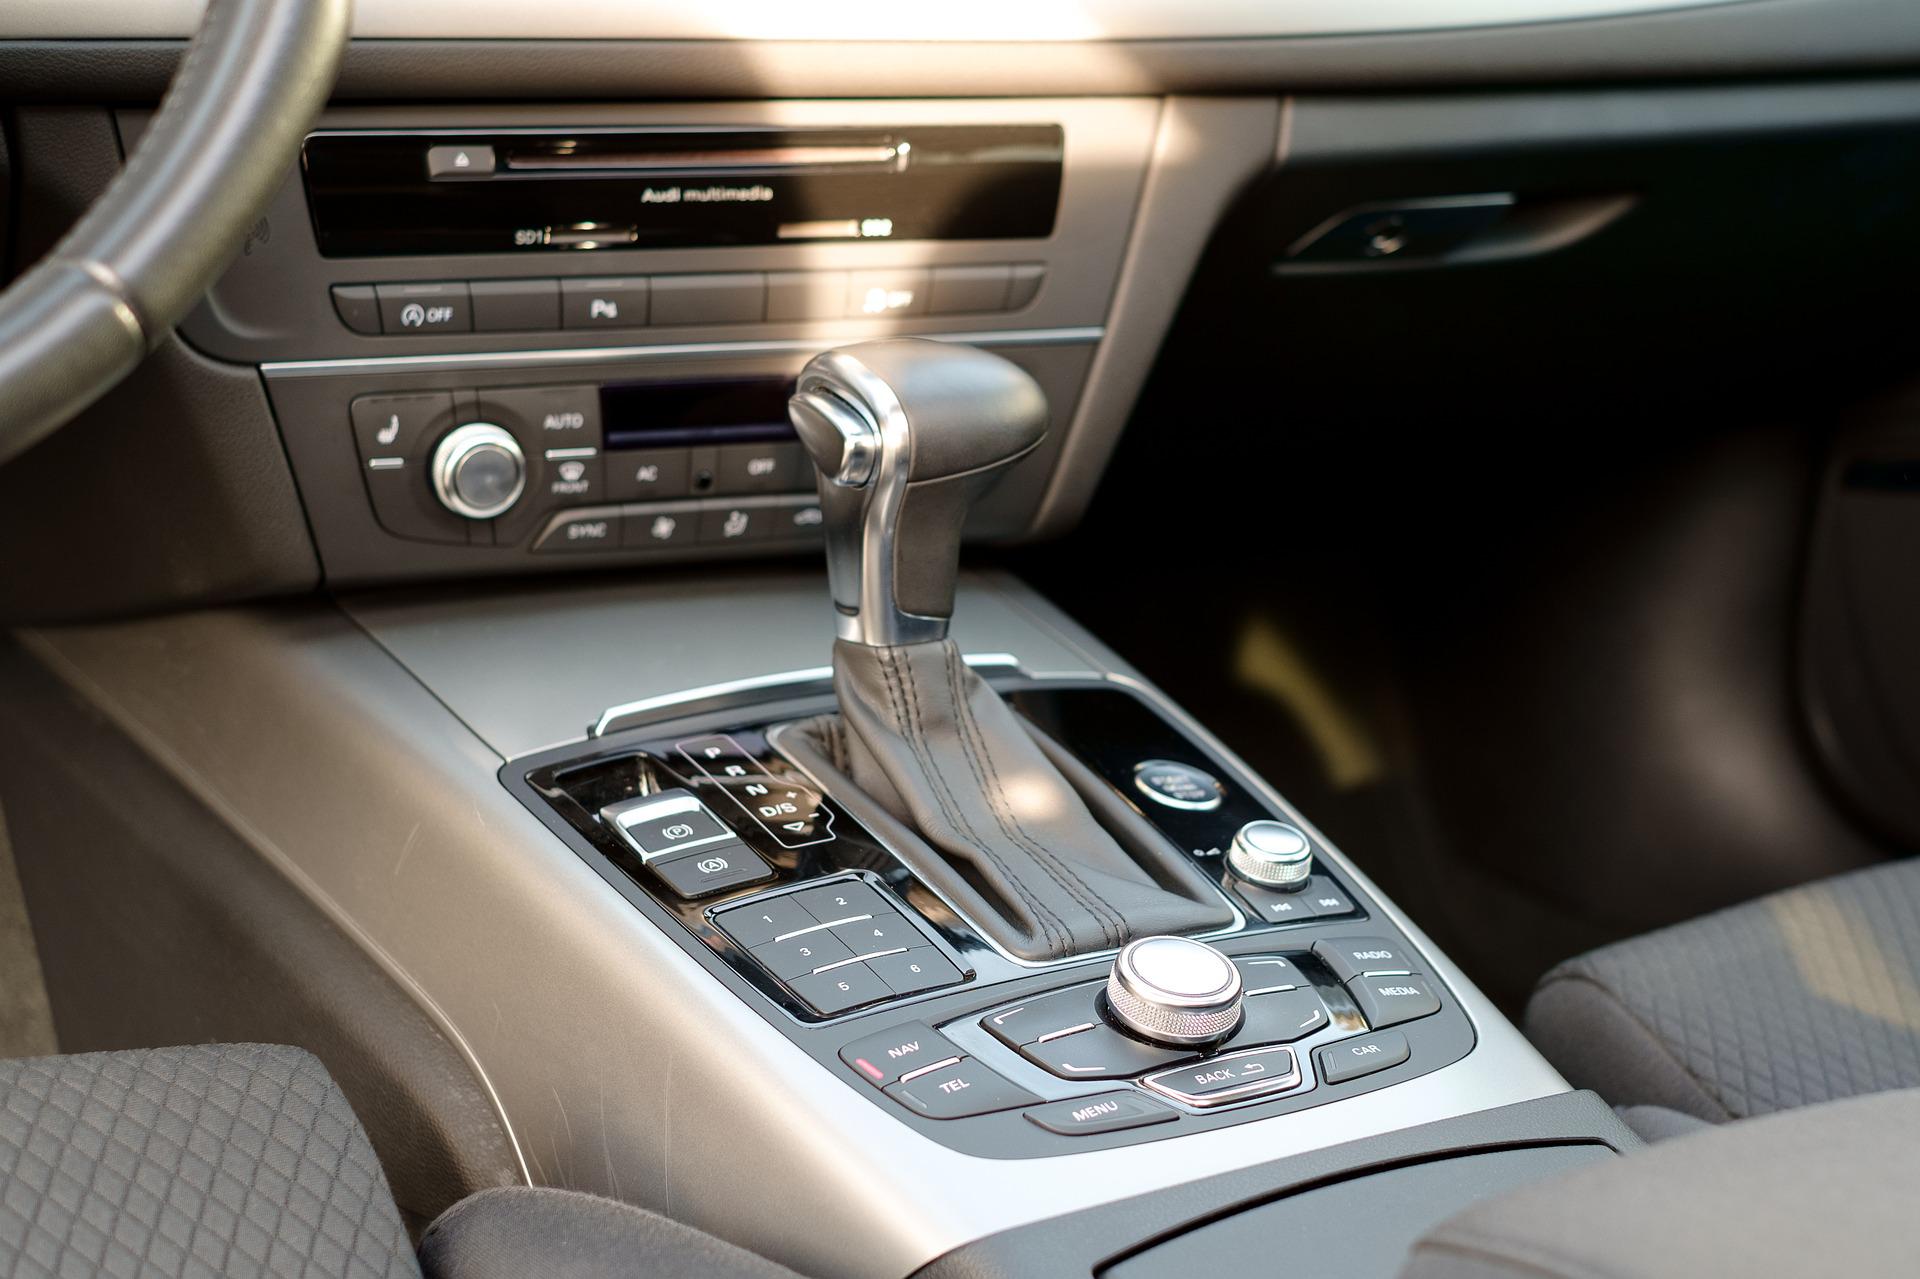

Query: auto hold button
[1144,1046,1302,1107]
[646,843,772,899]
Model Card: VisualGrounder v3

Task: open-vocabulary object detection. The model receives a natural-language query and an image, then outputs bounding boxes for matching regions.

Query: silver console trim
[590,651,1021,738]
[259,327,1104,379]
[3,0,1761,41]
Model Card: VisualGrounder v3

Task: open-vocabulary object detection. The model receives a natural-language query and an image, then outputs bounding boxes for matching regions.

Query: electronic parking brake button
[1024,1092,1177,1137]
[884,1059,1038,1120]
[601,790,733,860]
[839,1022,962,1088]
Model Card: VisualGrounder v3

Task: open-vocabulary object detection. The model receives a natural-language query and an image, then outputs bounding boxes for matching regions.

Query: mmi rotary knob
[1105,935,1244,1046]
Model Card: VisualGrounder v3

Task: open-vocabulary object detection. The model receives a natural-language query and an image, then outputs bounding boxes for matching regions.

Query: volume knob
[1105,936,1244,1046]
[431,422,525,520]
[1227,820,1314,890]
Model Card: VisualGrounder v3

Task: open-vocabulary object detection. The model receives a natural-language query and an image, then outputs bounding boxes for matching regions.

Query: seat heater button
[839,1022,962,1087]
[1314,936,1416,983]
[351,392,452,462]
[1144,1046,1301,1107]
[1316,1030,1411,1085]
[790,963,892,1016]
[1346,974,1442,1029]
[981,984,1104,1048]
[830,912,921,957]
[788,880,891,925]
[712,895,817,948]
[1024,1092,1177,1137]
[869,947,961,997]
[1020,1023,1197,1081]
[884,1058,1038,1120]
[1234,955,1307,994]
[1232,987,1330,1047]
[646,844,772,900]
[750,933,855,980]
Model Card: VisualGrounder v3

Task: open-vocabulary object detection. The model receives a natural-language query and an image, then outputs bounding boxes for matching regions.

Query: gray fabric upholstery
[1613,1105,1710,1144]
[0,1044,418,1279]
[416,1188,807,1279]
[1526,856,1920,1121]
[1399,1088,1920,1279]
[782,638,1230,962]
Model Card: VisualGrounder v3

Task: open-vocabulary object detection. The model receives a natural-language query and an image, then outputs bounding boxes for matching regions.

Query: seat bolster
[1400,1089,1920,1279]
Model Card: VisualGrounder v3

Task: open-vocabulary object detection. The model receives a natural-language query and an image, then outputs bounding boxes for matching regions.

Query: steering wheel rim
[0,0,350,467]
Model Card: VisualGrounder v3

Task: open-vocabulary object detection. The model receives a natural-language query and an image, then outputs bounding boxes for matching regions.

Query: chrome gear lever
[788,339,1048,647]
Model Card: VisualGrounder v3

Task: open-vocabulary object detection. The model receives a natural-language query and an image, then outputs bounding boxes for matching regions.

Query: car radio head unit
[300,124,1065,257]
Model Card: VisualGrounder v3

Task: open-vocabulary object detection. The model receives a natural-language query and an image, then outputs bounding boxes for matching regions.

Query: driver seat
[0,1042,802,1279]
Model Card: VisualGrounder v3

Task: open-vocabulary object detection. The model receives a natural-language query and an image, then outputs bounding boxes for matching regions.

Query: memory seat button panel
[713,876,965,1016]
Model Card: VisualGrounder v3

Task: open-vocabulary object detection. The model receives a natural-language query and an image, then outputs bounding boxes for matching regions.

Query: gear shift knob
[788,339,1047,646]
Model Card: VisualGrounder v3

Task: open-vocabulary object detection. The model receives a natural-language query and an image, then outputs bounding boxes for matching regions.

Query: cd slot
[503,144,904,174]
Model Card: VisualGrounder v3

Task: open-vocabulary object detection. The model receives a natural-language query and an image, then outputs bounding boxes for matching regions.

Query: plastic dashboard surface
[505,678,1476,1159]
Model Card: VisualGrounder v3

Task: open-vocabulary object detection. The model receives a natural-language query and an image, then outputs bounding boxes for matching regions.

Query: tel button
[884,1059,1037,1120]
[1315,1030,1411,1085]
[839,1022,961,1088]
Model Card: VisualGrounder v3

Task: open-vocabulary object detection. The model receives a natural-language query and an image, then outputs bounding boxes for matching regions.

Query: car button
[1316,1030,1411,1085]
[1143,1046,1302,1107]
[1233,987,1331,1046]
[1313,937,1416,984]
[839,1022,963,1088]
[1024,1092,1177,1137]
[981,984,1103,1048]
[789,963,892,1016]
[646,844,772,899]
[601,790,733,860]
[884,1059,1037,1119]
[1346,974,1442,1029]
[1020,1024,1197,1081]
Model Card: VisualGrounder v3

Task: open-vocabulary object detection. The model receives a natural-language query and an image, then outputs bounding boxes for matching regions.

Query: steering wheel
[0,0,350,467]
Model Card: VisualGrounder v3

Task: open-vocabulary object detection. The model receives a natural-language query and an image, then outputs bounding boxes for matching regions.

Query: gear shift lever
[788,340,1047,647]
[781,339,1232,962]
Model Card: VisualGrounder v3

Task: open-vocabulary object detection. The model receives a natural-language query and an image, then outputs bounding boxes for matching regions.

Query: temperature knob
[431,422,525,520]
[1105,935,1244,1046]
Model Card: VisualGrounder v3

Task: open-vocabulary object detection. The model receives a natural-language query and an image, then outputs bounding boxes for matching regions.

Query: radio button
[375,282,471,334]
[472,279,560,332]
[562,277,647,328]
[331,285,381,335]
[608,449,692,500]
[651,273,766,326]
[929,265,1012,315]
[847,268,929,318]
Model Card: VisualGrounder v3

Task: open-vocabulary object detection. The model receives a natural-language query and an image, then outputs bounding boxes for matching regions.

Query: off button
[375,282,471,334]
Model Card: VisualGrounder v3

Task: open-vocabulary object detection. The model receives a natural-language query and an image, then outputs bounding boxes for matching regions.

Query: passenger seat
[1525,856,1920,1134]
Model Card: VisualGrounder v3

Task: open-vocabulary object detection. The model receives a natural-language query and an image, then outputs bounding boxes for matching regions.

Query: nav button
[839,1022,961,1088]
